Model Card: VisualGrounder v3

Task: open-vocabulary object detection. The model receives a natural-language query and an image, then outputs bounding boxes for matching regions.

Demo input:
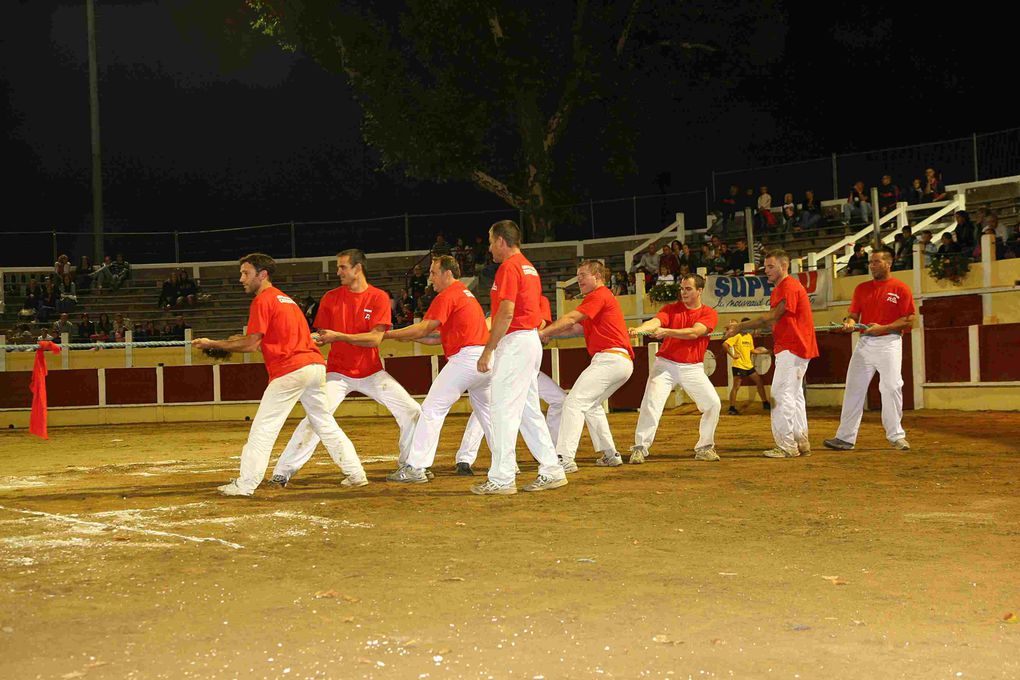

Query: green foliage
[648,282,679,302]
[928,253,971,285]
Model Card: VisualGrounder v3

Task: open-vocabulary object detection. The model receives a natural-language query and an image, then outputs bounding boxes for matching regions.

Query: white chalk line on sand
[0,505,244,550]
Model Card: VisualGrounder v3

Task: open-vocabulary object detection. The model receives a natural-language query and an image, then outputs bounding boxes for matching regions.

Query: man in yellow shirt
[722,318,771,415]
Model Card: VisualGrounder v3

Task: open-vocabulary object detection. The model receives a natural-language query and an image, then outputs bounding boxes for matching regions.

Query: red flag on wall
[29,341,61,439]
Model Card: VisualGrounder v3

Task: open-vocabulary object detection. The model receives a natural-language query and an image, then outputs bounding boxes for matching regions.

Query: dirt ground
[1,405,1018,680]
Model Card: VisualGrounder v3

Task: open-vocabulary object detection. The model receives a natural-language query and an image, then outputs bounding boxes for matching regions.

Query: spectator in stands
[714,184,741,237]
[112,314,131,341]
[93,313,112,341]
[170,315,190,341]
[893,227,914,271]
[37,279,59,322]
[742,187,756,214]
[108,253,131,290]
[727,238,750,275]
[56,273,77,313]
[75,255,94,293]
[302,294,319,328]
[917,230,938,267]
[419,284,437,313]
[986,213,1009,243]
[407,264,428,299]
[611,271,628,296]
[143,321,159,340]
[158,271,179,309]
[451,237,470,273]
[655,263,675,286]
[670,240,687,271]
[161,321,174,339]
[1005,225,1020,258]
[53,313,75,341]
[177,270,199,306]
[953,210,978,252]
[659,244,679,275]
[936,233,960,255]
[627,272,637,294]
[755,185,773,231]
[632,244,661,285]
[797,190,824,231]
[77,313,95,341]
[846,243,869,276]
[15,323,35,343]
[54,254,71,278]
[973,227,1006,261]
[133,322,148,342]
[690,243,711,272]
[906,178,924,205]
[680,242,693,266]
[430,233,451,256]
[38,327,54,342]
[843,181,872,225]
[396,302,415,327]
[779,192,798,239]
[877,175,901,217]
[20,281,39,319]
[472,235,487,265]
[92,254,114,290]
[711,245,729,275]
[922,167,946,202]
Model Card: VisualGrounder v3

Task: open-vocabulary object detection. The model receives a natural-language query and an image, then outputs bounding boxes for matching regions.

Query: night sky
[1,1,1014,239]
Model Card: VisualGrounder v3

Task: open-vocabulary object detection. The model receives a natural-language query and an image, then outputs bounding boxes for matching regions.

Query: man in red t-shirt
[268,249,422,486]
[826,249,915,452]
[454,293,621,474]
[725,249,818,458]
[629,274,722,462]
[192,253,365,496]
[374,256,494,483]
[539,260,634,470]
[474,220,567,495]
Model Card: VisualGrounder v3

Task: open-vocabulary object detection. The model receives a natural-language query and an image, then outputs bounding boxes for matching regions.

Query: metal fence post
[590,200,595,239]
[972,132,979,181]
[404,213,411,250]
[871,187,881,246]
[632,196,638,235]
[52,231,58,263]
[290,221,297,259]
[173,231,180,263]
[831,153,839,201]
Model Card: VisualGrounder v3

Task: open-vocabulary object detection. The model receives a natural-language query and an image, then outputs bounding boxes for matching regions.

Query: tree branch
[471,170,524,208]
[488,9,504,44]
[616,0,642,58]
[543,0,589,153]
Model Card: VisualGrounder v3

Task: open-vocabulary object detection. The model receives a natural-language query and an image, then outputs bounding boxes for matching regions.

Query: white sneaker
[470,480,517,495]
[629,447,648,464]
[522,474,568,492]
[694,446,720,462]
[387,466,428,484]
[891,438,911,451]
[340,472,369,488]
[595,452,623,467]
[763,447,800,459]
[559,456,579,473]
[217,480,253,497]
[796,437,812,456]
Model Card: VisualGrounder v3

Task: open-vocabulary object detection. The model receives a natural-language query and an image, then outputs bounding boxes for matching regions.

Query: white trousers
[771,350,810,453]
[272,370,421,479]
[456,371,618,464]
[634,357,720,452]
[488,330,564,485]
[237,364,362,493]
[405,346,493,470]
[556,352,633,462]
[835,334,906,444]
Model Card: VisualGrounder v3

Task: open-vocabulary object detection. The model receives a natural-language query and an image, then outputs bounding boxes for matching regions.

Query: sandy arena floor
[0,406,1018,680]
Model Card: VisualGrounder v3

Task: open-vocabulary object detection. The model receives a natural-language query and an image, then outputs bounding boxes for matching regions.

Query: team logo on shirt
[462,290,476,298]
[277,295,297,305]
[522,265,539,277]
[490,283,497,292]
[363,307,373,320]
[886,292,900,304]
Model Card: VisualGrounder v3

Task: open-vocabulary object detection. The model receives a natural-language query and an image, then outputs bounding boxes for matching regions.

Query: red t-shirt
[246,286,325,381]
[576,285,634,358]
[770,275,819,359]
[491,252,543,333]
[654,302,718,364]
[849,277,915,335]
[314,285,391,378]
[424,281,490,358]
[539,295,553,325]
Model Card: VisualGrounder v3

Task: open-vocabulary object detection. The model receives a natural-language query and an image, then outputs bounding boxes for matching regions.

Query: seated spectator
[611,271,628,296]
[973,207,990,232]
[38,327,55,343]
[407,264,428,299]
[77,313,96,341]
[659,244,679,275]
[52,313,75,341]
[54,254,71,278]
[846,244,869,275]
[936,233,960,255]
[1006,225,1020,258]
[91,255,114,290]
[626,272,637,294]
[973,227,1006,261]
[711,246,729,275]
[158,272,179,309]
[986,213,1009,243]
[108,253,131,290]
[917,230,937,267]
[75,255,94,292]
[144,321,159,340]
[170,315,190,341]
[177,270,199,305]
[655,263,675,285]
[906,178,924,205]
[755,185,774,231]
[112,314,131,341]
[670,240,687,271]
[472,235,487,266]
[419,284,437,313]
[430,233,451,256]
[893,228,914,271]
[303,294,319,328]
[877,175,901,217]
[37,279,59,323]
[631,244,660,281]
[778,193,797,239]
[727,238,750,275]
[952,211,977,252]
[20,283,38,319]
[56,273,77,313]
[690,243,711,272]
[92,313,112,342]
[843,181,872,224]
[922,167,946,202]
[797,190,823,231]
[451,237,470,273]
[16,324,35,343]
[133,322,148,342]
[161,321,174,339]
[713,184,741,237]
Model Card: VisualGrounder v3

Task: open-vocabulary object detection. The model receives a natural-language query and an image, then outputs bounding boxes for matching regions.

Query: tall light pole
[86,0,104,263]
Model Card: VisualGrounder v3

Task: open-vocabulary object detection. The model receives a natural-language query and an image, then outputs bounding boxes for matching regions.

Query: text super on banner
[703,272,830,312]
